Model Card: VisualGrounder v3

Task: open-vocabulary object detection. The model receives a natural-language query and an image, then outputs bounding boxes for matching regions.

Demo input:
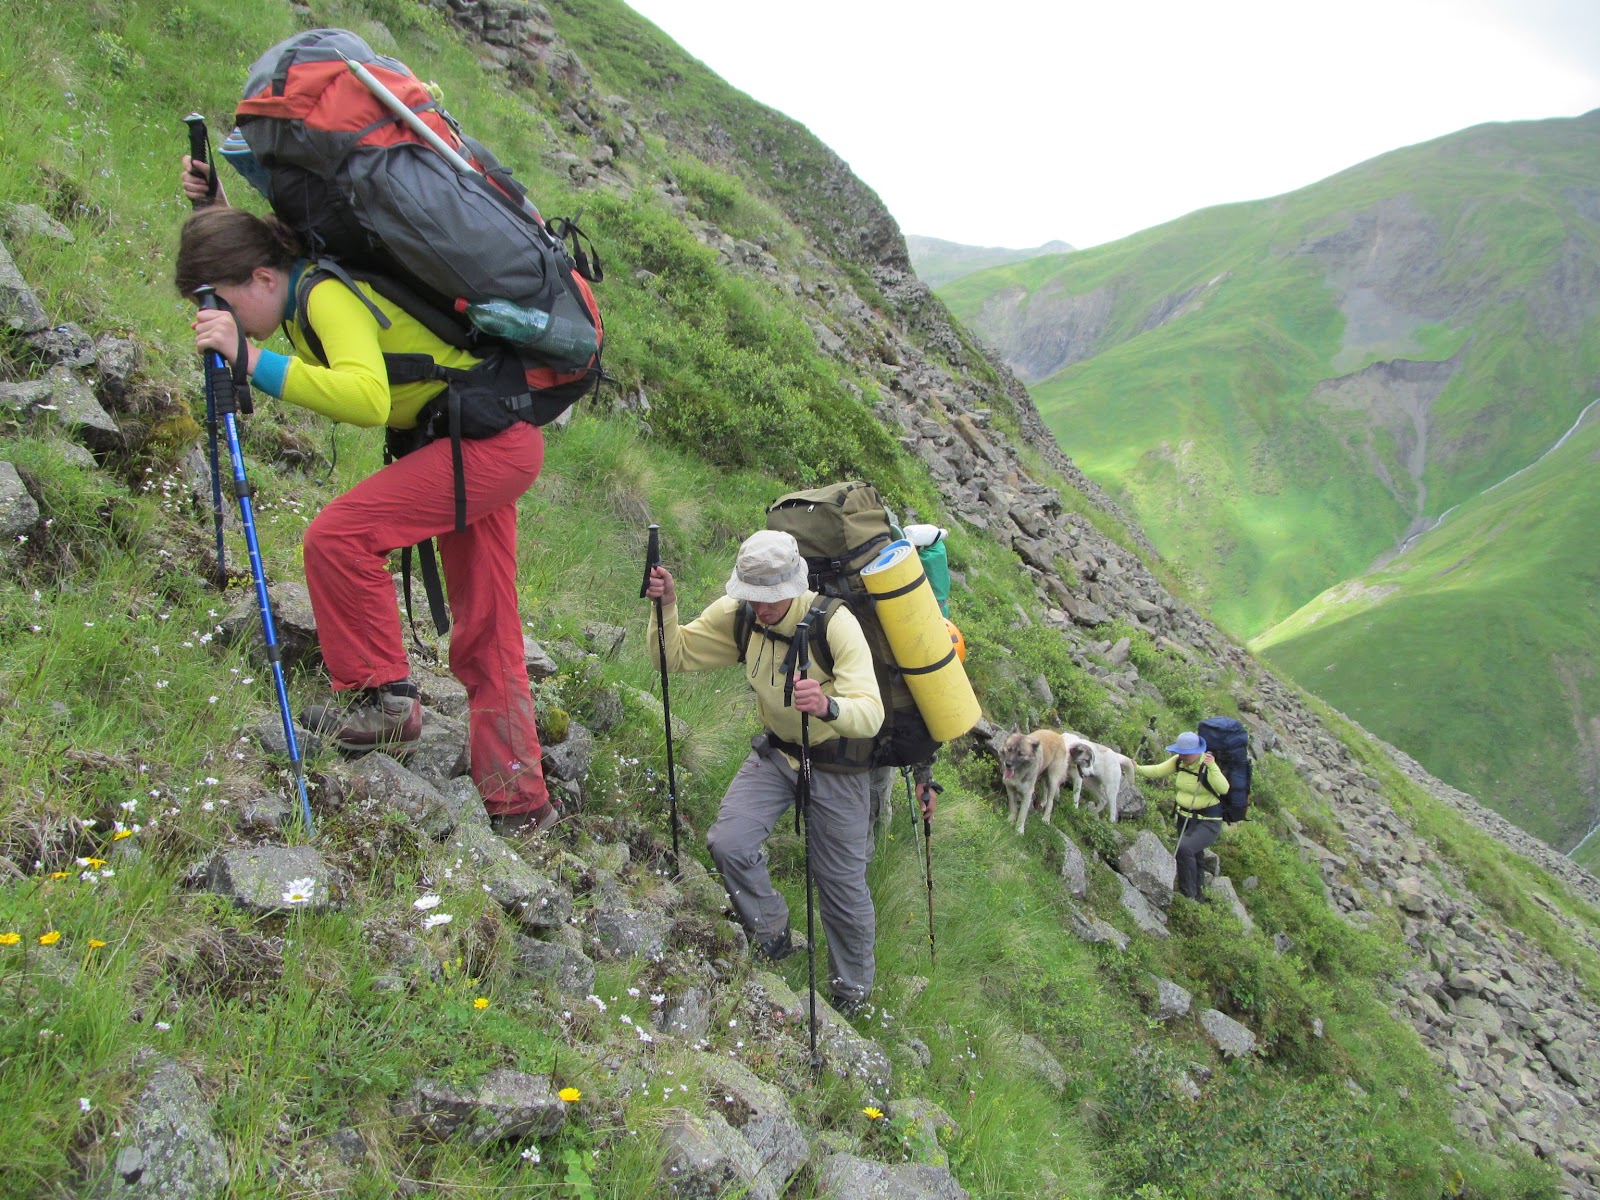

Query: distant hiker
[644,530,886,1012]
[1133,730,1230,902]
[173,194,558,838]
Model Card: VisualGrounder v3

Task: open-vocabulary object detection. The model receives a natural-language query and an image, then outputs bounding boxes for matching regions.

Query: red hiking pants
[302,421,550,816]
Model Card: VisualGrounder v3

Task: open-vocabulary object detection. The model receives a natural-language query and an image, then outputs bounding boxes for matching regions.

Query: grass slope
[1253,418,1600,851]
[0,0,1591,1196]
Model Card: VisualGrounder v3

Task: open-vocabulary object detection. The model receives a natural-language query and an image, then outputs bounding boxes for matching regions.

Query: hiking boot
[300,680,422,752]
[756,929,797,963]
[489,805,559,839]
[830,994,869,1019]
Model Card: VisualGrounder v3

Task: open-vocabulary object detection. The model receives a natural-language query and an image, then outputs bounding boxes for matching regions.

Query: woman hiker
[1134,730,1230,901]
[175,164,556,837]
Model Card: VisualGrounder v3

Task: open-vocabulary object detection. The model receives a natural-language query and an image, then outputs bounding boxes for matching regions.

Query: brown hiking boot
[489,805,559,838]
[300,680,422,752]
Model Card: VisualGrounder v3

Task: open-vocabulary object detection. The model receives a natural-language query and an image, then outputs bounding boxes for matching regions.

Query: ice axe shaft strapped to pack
[639,525,681,875]
[791,616,823,1072]
[193,284,315,836]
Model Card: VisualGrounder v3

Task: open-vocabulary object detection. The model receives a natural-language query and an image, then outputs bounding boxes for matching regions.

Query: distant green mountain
[906,234,1073,287]
[939,112,1600,850]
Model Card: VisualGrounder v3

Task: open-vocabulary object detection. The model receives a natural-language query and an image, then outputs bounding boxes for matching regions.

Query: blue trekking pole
[183,114,228,586]
[193,285,315,835]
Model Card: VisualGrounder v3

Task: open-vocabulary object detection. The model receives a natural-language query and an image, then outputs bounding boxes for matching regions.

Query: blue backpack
[1197,716,1252,822]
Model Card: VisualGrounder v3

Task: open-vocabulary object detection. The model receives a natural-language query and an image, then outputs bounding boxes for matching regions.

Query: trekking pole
[182,114,227,587]
[793,617,823,1072]
[902,767,935,964]
[194,287,314,836]
[638,525,681,875]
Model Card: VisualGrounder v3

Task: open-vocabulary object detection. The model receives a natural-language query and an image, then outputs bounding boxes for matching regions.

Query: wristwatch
[820,696,840,722]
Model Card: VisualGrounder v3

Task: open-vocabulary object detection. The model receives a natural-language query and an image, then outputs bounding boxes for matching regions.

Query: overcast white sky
[624,0,1600,249]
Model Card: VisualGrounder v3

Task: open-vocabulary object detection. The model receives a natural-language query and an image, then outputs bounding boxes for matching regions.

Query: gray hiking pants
[868,765,895,842]
[707,746,876,1003]
[1175,815,1221,900]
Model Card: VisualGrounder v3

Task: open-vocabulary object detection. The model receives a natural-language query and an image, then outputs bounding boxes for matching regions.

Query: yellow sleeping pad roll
[860,540,981,742]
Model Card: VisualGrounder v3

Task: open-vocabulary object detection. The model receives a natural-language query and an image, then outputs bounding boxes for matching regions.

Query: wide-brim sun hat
[725,529,808,603]
[1166,731,1207,755]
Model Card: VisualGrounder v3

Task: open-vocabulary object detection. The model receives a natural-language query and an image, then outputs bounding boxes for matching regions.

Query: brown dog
[999,729,1093,834]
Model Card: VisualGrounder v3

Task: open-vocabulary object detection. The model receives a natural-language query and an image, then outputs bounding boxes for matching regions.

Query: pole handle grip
[183,113,219,208]
[640,524,660,598]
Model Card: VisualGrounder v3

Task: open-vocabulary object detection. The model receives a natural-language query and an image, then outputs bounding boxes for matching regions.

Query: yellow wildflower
[88,940,107,950]
[557,1087,581,1103]
[49,871,70,880]
[80,858,107,869]
[112,829,133,841]
[474,997,489,1010]
[862,1107,884,1120]
[38,931,62,946]
[0,932,19,946]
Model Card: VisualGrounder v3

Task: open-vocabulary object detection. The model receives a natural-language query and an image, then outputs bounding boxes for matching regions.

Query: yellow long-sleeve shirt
[1135,755,1231,817]
[252,266,481,428]
[649,592,883,760]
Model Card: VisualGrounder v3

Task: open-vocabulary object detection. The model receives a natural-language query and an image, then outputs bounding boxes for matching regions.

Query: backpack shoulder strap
[734,601,754,664]
[290,259,392,366]
[732,596,839,677]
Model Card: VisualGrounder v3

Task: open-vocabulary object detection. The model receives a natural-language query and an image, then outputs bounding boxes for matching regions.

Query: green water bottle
[455,297,596,367]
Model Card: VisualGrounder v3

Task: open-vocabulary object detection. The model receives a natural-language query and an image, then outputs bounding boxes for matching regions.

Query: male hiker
[644,530,885,1012]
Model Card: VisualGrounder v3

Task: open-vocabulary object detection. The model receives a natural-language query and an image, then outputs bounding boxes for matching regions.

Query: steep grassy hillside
[905,236,1074,288]
[1253,414,1600,851]
[938,114,1600,851]
[2,1,1598,1198]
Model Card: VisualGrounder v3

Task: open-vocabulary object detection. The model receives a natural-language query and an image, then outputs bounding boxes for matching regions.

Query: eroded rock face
[207,844,333,915]
[815,1152,973,1200]
[399,1069,567,1145]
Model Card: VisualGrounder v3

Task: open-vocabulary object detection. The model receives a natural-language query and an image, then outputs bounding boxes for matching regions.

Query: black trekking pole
[902,768,935,965]
[639,524,681,875]
[183,114,227,587]
[792,617,823,1072]
[194,286,315,836]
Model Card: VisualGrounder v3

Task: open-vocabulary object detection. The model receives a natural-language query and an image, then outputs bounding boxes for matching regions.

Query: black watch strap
[822,696,839,722]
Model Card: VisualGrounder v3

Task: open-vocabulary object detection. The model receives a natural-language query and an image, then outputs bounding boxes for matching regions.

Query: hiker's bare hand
[192,308,244,365]
[791,677,830,717]
[180,156,227,206]
[645,565,676,605]
[918,783,937,820]
[1202,752,1215,765]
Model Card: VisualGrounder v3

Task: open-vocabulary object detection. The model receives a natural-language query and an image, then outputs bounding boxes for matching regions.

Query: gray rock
[0,238,47,333]
[1208,876,1254,931]
[658,1110,766,1199]
[891,1098,959,1168]
[2,366,117,448]
[93,335,141,410]
[1015,1033,1067,1093]
[416,669,469,718]
[699,1055,809,1195]
[29,323,97,369]
[524,637,559,679]
[1149,975,1192,1022]
[207,844,332,914]
[335,753,457,840]
[1118,830,1175,908]
[590,904,669,958]
[403,708,471,786]
[542,720,594,782]
[237,795,293,832]
[401,1069,566,1144]
[816,1153,972,1199]
[621,684,693,742]
[439,776,492,829]
[97,1058,228,1199]
[510,936,595,996]
[0,460,40,540]
[450,822,572,928]
[1069,910,1129,950]
[1117,873,1170,938]
[580,621,626,657]
[1054,828,1088,899]
[3,202,74,242]
[656,985,713,1041]
[323,1127,366,1166]
[819,998,895,1090]
[1199,1009,1257,1058]
[220,581,320,672]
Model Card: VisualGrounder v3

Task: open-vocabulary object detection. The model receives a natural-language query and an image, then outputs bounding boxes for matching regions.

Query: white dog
[1059,731,1133,824]
[998,728,1132,834]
